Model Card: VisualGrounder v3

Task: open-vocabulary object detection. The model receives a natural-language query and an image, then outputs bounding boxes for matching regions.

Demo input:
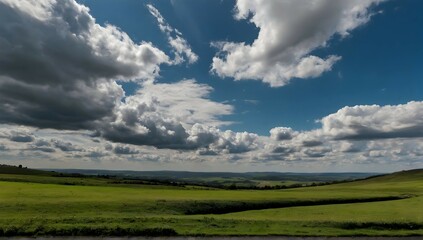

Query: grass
[0,168,422,236]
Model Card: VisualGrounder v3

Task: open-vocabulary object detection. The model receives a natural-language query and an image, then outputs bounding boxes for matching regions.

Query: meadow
[0,166,422,236]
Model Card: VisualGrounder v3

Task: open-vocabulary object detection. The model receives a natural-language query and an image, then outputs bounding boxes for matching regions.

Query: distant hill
[48,168,379,183]
[0,164,56,176]
[359,168,423,183]
[1,164,421,190]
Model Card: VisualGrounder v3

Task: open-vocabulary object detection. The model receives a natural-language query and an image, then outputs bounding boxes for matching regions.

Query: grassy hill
[0,164,56,176]
[361,168,423,182]
[0,167,421,236]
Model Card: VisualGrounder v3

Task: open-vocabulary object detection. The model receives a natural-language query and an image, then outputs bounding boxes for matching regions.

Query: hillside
[0,164,56,176]
[0,164,421,189]
[362,168,423,182]
[0,167,422,236]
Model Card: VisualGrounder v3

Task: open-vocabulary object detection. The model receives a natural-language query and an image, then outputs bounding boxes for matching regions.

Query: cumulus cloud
[100,85,255,153]
[30,147,56,153]
[262,101,423,165]
[339,141,367,153]
[212,0,384,87]
[51,139,82,152]
[187,124,220,148]
[33,139,51,147]
[113,145,140,155]
[188,125,260,154]
[0,128,35,143]
[320,101,423,140]
[100,80,234,150]
[212,131,259,154]
[0,0,256,154]
[270,127,297,140]
[303,147,332,158]
[0,0,240,152]
[147,4,198,64]
[9,133,35,143]
[0,0,169,130]
[271,146,296,155]
[4,98,422,169]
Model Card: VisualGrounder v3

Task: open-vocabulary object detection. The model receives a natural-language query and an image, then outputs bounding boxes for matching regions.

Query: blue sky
[80,0,423,134]
[0,0,422,172]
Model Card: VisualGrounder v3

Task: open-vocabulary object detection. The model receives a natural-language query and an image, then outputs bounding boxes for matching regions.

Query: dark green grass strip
[183,196,410,215]
[336,222,423,230]
[0,226,177,237]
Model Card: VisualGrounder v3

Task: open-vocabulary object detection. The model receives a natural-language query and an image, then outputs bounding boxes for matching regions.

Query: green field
[0,166,422,236]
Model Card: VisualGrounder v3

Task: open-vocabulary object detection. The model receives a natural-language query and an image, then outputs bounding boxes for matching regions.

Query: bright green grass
[0,169,422,236]
[217,196,423,222]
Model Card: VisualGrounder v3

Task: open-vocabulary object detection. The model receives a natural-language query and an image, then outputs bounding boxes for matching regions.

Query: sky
[0,0,422,172]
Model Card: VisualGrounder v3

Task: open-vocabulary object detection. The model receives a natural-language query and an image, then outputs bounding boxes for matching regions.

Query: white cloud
[212,130,259,154]
[320,101,423,140]
[98,79,256,152]
[147,4,198,64]
[261,101,423,166]
[212,0,384,87]
[130,80,233,127]
[270,127,297,140]
[188,124,220,148]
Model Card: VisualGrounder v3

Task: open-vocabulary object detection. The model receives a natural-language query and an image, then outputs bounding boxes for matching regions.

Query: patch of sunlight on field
[216,196,423,222]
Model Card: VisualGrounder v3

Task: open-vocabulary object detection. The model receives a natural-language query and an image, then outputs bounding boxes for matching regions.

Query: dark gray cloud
[304,148,331,158]
[101,121,191,150]
[0,79,121,130]
[9,133,34,143]
[51,139,81,152]
[196,148,218,156]
[271,146,295,155]
[336,126,423,140]
[30,147,56,153]
[0,0,167,130]
[33,139,51,147]
[113,145,140,155]
[302,140,323,147]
